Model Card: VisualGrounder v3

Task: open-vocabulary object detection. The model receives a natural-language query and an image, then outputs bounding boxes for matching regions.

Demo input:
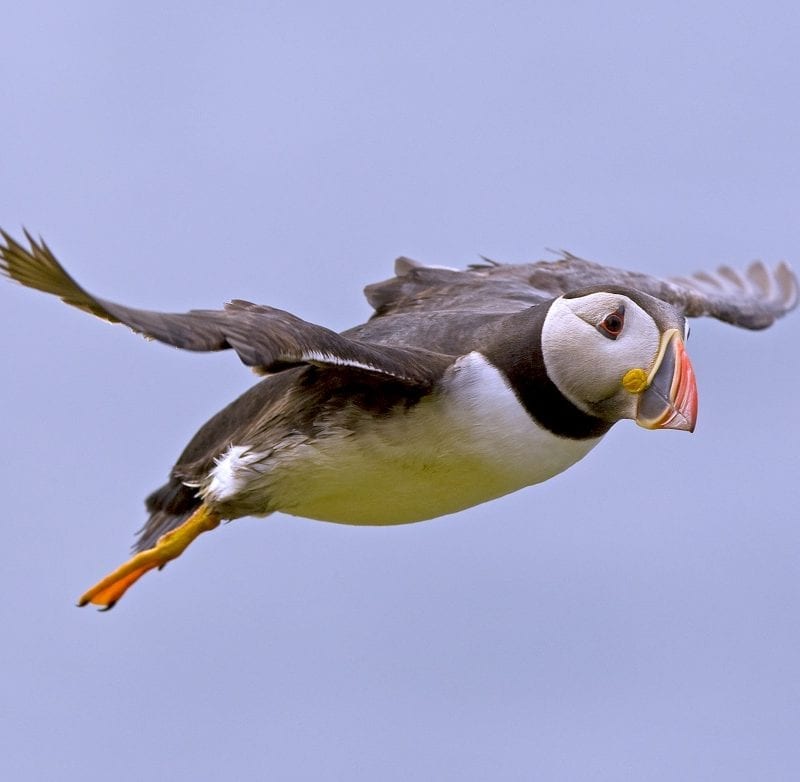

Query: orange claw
[77,504,221,610]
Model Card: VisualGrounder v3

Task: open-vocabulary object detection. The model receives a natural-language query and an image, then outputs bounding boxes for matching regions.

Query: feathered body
[1,232,795,607]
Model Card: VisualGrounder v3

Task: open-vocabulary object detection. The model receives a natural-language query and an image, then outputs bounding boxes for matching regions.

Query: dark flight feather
[0,230,451,385]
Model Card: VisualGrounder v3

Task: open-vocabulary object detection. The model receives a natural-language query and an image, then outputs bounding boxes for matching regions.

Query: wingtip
[745,259,799,315]
[22,226,37,246]
[775,260,799,312]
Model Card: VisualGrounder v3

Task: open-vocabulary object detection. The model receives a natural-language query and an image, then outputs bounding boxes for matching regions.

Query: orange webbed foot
[77,504,221,610]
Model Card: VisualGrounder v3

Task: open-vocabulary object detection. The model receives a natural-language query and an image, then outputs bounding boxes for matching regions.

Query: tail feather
[135,479,201,552]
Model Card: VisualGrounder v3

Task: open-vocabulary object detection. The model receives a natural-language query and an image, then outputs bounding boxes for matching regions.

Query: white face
[541,291,683,422]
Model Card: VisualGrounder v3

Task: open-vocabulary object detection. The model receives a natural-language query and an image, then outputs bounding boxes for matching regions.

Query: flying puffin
[1,230,796,609]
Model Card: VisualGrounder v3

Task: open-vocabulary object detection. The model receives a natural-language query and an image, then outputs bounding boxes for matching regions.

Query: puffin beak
[636,330,698,432]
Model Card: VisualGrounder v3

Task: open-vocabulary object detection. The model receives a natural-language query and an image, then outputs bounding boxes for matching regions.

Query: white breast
[207,353,603,525]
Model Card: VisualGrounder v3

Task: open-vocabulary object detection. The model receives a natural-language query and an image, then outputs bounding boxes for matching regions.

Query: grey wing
[352,257,555,352]
[0,230,451,384]
[662,262,798,328]
[364,256,553,317]
[366,252,798,330]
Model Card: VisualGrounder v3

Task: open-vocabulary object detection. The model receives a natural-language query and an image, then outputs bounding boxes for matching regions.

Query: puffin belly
[262,353,603,525]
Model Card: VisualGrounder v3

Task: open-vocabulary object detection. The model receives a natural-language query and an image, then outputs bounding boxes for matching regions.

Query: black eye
[597,306,625,340]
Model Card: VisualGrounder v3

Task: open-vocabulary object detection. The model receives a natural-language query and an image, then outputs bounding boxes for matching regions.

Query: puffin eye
[597,306,625,340]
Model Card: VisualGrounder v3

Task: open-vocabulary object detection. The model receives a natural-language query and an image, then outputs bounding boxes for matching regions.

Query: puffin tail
[134,478,203,553]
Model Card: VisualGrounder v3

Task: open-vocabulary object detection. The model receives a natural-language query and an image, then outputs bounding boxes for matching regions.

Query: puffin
[1,230,796,609]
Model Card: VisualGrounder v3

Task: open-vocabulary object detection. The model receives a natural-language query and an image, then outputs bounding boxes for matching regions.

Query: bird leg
[77,504,221,610]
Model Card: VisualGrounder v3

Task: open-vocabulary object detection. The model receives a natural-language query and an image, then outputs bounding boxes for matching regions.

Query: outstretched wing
[0,230,451,384]
[367,252,798,330]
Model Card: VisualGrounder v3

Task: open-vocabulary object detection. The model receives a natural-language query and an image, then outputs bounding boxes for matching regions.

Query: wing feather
[0,231,450,384]
[366,251,797,329]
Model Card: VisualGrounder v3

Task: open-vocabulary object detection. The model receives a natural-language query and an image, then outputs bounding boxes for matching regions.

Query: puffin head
[541,287,698,431]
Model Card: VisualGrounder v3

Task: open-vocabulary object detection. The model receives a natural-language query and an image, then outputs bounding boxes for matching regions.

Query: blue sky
[1,3,798,780]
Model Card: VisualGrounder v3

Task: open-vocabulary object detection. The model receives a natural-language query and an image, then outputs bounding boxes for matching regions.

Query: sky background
[1,2,798,780]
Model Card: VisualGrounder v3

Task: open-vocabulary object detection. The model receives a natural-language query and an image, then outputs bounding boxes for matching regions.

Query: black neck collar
[484,305,613,440]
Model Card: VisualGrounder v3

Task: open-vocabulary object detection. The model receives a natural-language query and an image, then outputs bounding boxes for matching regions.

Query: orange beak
[636,331,698,432]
